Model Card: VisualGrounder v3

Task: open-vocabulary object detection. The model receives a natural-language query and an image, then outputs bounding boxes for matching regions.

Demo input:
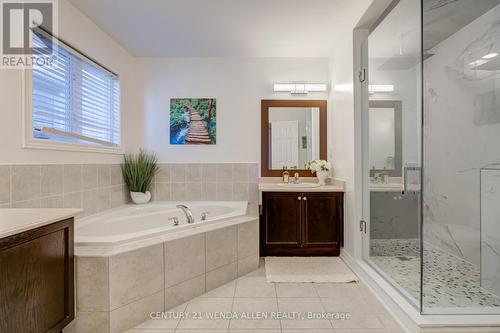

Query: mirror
[261,100,327,177]
[268,107,320,169]
[369,100,402,177]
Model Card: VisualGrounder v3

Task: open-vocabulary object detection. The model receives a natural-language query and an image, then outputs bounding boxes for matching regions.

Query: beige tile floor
[128,262,405,333]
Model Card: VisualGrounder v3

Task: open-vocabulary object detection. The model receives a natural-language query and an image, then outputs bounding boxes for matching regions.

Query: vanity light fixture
[368,84,394,93]
[469,59,488,68]
[273,83,328,94]
[482,53,498,59]
[469,53,498,69]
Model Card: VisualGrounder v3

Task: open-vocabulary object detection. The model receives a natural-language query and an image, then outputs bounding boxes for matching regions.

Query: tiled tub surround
[152,163,259,203]
[65,219,259,333]
[0,163,258,214]
[0,164,128,213]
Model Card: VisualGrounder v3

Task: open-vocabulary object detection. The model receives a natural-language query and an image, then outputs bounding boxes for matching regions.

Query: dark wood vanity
[0,212,76,333]
[259,99,344,256]
[260,191,343,256]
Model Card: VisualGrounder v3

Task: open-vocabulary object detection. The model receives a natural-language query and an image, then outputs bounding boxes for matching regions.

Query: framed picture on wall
[170,98,216,145]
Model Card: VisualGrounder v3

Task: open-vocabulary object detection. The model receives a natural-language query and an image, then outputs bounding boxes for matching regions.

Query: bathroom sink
[277,182,321,188]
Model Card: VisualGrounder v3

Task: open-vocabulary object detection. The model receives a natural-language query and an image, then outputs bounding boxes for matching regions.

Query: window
[29,31,120,150]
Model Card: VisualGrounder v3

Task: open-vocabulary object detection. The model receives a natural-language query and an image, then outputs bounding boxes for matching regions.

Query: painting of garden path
[170,98,216,144]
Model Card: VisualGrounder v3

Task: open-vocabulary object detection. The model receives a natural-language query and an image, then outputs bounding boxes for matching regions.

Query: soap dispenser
[282,166,290,183]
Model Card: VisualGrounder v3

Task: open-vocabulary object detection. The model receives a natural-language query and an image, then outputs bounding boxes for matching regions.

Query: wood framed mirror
[368,100,402,177]
[261,99,327,177]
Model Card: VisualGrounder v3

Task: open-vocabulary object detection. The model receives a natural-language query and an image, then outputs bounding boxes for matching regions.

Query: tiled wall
[481,169,500,297]
[370,191,419,239]
[151,163,259,203]
[0,164,127,215]
[0,163,259,216]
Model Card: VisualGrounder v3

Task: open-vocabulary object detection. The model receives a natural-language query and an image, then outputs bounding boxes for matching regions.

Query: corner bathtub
[69,201,259,332]
[75,201,250,252]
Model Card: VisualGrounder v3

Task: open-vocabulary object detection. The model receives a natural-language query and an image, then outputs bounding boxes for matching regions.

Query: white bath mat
[265,257,359,283]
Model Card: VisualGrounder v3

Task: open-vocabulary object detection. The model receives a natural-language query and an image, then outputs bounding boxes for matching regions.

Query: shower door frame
[358,0,423,312]
[359,0,500,316]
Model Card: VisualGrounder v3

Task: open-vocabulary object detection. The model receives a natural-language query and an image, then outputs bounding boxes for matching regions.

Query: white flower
[306,159,332,173]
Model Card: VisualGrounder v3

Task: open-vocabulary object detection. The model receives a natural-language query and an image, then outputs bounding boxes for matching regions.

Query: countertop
[259,178,345,192]
[369,183,421,192]
[0,208,83,239]
[369,182,404,192]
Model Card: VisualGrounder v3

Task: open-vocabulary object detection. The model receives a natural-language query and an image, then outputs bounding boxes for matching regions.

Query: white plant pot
[316,170,329,186]
[130,191,151,204]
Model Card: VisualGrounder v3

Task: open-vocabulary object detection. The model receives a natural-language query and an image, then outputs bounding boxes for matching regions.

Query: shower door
[421,0,500,314]
[361,0,500,315]
[361,0,423,309]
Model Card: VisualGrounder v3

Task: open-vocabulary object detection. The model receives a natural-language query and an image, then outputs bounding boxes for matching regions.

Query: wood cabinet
[261,191,343,256]
[0,218,74,333]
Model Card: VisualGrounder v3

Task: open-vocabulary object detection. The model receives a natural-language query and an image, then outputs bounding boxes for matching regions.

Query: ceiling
[368,0,500,66]
[68,0,369,58]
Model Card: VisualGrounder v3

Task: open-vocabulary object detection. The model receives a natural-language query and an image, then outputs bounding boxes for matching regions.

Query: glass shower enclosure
[362,0,500,315]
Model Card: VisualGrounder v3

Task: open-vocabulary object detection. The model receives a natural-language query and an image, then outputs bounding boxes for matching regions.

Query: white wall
[0,0,140,164]
[138,57,329,163]
[329,0,372,257]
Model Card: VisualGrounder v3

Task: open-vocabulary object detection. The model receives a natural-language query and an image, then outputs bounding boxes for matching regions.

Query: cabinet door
[262,192,302,247]
[0,219,74,333]
[302,192,342,247]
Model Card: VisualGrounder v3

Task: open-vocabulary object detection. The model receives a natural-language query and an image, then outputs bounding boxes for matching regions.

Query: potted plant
[306,159,332,186]
[121,149,159,204]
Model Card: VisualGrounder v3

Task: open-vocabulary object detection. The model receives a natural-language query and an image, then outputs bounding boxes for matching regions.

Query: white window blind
[32,31,120,147]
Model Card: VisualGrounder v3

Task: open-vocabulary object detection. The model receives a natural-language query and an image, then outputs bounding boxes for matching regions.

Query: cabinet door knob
[298,196,302,200]
[303,197,307,201]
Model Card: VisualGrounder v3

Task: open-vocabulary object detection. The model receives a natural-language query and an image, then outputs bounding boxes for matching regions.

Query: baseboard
[340,250,500,333]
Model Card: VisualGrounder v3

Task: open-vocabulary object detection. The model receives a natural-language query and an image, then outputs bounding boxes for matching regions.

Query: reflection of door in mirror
[270,120,299,169]
[368,100,402,177]
[268,107,320,170]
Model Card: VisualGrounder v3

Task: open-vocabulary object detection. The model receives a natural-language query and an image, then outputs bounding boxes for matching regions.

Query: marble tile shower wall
[423,5,500,266]
[0,163,258,215]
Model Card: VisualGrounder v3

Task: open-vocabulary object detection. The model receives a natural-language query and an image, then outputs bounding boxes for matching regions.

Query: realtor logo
[1,0,57,68]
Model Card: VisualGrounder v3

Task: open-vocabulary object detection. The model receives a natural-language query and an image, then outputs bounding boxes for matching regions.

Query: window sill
[23,138,124,155]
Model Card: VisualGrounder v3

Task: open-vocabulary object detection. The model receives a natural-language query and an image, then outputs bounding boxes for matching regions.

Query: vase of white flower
[316,170,329,186]
[306,160,332,186]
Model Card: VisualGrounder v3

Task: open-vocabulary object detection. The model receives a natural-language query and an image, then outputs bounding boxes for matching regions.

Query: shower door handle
[360,220,367,234]
[358,68,366,83]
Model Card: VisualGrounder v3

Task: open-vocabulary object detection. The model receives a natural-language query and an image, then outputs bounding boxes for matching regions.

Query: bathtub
[69,201,259,332]
[76,201,249,249]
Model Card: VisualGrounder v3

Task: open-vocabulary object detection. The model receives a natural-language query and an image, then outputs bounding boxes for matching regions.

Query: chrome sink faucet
[176,204,195,224]
[293,172,300,184]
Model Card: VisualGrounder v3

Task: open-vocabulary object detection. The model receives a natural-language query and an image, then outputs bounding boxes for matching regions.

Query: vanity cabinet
[262,192,302,247]
[0,218,74,333]
[261,191,343,256]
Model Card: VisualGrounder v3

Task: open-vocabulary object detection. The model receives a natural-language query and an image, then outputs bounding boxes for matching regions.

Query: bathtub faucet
[176,204,195,224]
